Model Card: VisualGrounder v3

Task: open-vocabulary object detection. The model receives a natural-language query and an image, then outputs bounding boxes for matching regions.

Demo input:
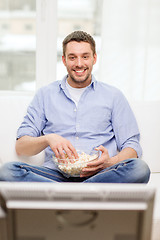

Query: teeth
[75,70,84,73]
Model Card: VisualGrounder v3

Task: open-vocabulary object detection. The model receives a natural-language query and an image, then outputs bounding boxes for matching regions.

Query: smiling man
[0,31,150,183]
[62,40,97,88]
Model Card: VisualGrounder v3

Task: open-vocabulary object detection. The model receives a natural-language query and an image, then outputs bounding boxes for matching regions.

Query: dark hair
[62,31,96,56]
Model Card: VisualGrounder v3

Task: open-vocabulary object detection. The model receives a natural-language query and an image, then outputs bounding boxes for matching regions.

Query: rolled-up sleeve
[17,88,46,139]
[112,90,142,158]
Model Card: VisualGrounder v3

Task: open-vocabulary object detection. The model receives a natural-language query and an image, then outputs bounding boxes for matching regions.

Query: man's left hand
[80,145,115,177]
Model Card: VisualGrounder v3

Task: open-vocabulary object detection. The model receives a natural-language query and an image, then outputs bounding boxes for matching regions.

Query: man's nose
[76,57,83,67]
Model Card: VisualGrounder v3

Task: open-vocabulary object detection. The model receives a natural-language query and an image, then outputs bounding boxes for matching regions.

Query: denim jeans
[0,158,150,183]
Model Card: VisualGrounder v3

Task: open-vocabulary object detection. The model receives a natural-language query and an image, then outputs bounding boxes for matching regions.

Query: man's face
[62,41,97,88]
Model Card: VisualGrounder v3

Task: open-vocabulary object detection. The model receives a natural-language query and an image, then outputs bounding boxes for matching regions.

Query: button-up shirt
[17,75,142,169]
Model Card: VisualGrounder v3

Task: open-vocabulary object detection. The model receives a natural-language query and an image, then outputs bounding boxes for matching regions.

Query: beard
[67,66,92,87]
[70,73,90,85]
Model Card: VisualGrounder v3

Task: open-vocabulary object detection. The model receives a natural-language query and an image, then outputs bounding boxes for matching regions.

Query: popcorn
[54,151,99,177]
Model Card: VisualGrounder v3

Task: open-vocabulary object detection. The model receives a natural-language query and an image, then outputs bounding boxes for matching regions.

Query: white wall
[99,0,160,102]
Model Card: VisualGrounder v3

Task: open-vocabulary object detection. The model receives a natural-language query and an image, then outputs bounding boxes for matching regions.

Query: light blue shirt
[17,75,142,169]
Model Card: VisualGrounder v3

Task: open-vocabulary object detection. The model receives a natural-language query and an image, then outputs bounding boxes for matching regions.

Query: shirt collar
[59,74,97,91]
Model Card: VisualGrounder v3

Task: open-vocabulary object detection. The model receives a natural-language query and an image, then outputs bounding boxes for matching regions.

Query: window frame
[36,0,58,90]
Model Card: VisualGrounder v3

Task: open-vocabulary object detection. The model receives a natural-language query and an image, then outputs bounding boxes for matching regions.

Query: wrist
[42,134,51,147]
[110,155,119,164]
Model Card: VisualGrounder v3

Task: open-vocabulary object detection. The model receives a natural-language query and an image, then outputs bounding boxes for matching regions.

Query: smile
[75,70,84,73]
[74,68,87,73]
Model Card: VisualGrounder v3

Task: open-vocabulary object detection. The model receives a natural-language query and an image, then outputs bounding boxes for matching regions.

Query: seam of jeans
[19,165,64,180]
[94,162,126,177]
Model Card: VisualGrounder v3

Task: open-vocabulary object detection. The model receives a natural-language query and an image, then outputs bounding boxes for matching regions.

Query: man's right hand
[16,134,78,159]
[46,134,78,159]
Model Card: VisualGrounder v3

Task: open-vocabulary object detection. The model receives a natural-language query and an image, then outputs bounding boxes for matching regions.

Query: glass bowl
[53,149,100,177]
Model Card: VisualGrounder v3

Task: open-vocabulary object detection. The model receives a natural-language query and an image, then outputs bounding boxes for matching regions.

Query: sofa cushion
[130,101,160,173]
[0,94,44,166]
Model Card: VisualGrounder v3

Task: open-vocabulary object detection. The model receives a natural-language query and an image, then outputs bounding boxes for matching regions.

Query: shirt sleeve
[112,90,142,158]
[17,88,46,139]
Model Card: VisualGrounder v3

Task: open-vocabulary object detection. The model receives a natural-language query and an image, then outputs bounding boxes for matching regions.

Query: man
[0,31,150,183]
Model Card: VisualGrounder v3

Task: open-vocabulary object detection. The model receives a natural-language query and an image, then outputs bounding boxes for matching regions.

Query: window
[1,0,159,101]
[0,0,36,91]
[0,0,103,92]
[24,23,33,31]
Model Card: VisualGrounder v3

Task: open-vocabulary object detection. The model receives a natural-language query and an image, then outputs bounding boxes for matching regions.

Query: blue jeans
[0,158,150,183]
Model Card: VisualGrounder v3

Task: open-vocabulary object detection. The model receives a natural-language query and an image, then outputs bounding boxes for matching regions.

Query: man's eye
[69,57,75,60]
[83,56,89,59]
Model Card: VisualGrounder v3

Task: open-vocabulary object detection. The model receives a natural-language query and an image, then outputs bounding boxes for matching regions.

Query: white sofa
[130,101,160,232]
[0,94,159,228]
[0,93,44,166]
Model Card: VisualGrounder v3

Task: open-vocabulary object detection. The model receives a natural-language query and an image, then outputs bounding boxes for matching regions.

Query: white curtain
[99,0,160,101]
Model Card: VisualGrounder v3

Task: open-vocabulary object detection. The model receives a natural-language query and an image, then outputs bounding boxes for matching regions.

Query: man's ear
[93,53,97,65]
[62,56,66,66]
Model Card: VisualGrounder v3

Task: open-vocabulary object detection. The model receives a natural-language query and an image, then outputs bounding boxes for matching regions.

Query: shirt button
[74,108,77,112]
[76,136,79,140]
